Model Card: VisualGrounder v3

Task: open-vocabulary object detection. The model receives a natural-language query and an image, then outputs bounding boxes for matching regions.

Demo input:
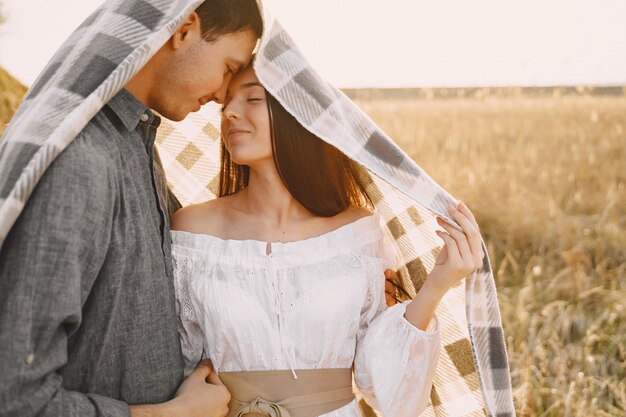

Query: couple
[0,0,512,416]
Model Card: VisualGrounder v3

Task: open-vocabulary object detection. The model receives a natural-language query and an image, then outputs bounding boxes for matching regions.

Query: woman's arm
[404,201,484,330]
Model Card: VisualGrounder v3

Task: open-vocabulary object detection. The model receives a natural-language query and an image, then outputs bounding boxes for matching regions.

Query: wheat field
[355,93,626,416]
[2,75,624,415]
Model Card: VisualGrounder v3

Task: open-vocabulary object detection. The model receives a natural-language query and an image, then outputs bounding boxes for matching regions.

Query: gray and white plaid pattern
[0,1,515,415]
[251,10,515,416]
[0,0,206,244]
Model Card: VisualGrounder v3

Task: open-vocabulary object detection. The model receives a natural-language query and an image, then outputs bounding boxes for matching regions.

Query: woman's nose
[222,102,241,120]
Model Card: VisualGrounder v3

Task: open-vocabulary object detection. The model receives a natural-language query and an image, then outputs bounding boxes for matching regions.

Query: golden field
[2,69,624,415]
[355,92,626,416]
[0,66,27,132]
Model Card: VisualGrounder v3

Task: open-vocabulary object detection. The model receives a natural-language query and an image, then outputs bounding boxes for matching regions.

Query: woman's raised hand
[400,201,484,330]
[428,201,484,295]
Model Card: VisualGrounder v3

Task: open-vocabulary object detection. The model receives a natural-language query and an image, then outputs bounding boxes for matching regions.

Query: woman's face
[220,66,272,167]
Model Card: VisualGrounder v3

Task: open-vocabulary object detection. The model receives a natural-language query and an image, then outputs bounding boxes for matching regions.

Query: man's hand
[171,360,231,417]
[130,360,230,417]
[384,269,400,307]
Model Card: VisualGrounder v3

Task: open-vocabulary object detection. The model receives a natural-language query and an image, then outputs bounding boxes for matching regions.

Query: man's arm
[130,362,230,417]
[0,136,232,417]
[0,139,130,417]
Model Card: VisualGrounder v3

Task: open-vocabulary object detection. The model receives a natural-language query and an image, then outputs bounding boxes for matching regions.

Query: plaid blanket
[0,0,515,415]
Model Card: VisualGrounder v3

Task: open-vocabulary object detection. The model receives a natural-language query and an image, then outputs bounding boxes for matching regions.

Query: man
[0,1,262,416]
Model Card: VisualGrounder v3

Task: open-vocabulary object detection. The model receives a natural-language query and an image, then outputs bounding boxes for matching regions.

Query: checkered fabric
[0,0,515,415]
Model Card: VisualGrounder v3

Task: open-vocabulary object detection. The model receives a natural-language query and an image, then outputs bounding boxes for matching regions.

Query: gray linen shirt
[0,89,184,416]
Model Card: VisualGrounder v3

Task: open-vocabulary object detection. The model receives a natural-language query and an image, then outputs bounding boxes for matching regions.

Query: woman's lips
[227,128,250,137]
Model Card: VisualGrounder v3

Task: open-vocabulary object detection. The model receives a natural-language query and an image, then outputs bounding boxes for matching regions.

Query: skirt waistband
[218,368,354,417]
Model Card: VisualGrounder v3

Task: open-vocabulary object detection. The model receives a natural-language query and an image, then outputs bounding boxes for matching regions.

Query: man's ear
[171,11,201,50]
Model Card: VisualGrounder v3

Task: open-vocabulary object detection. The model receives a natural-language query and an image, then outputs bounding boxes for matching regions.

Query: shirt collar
[105,88,157,132]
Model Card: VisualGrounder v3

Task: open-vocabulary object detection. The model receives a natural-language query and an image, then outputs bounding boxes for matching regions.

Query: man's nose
[212,75,232,104]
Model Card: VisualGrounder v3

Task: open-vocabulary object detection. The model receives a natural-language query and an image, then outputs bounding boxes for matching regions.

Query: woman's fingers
[458,201,480,232]
[437,217,471,262]
[435,229,460,265]
[446,203,484,268]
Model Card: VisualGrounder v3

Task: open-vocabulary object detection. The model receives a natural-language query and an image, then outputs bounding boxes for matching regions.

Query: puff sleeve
[172,252,205,376]
[354,220,441,416]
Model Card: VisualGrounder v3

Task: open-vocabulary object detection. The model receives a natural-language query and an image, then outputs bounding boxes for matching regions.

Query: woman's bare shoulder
[329,205,375,229]
[170,197,232,235]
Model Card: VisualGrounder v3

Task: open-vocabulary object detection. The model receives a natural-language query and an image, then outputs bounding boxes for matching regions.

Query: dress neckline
[171,211,382,257]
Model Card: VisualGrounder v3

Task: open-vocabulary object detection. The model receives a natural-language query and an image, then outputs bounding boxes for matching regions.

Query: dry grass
[2,70,624,415]
[356,94,626,416]
[0,66,27,134]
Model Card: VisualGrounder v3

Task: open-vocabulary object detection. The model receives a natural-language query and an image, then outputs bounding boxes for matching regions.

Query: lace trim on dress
[171,212,385,264]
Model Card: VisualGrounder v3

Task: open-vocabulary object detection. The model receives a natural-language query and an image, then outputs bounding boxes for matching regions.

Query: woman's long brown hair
[219,90,372,217]
[218,82,413,304]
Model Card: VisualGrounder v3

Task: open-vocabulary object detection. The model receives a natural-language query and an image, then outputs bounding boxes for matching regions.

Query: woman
[170,63,484,417]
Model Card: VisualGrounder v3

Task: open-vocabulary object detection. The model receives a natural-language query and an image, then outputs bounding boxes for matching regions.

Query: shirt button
[25,353,35,365]
[140,113,149,122]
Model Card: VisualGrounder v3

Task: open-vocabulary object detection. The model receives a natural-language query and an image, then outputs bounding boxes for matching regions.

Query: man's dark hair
[195,0,263,42]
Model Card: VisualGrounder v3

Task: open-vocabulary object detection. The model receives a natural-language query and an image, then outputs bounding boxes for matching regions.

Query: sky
[1,0,625,88]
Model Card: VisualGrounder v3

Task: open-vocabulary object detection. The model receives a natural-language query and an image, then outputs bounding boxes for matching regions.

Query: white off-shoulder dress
[171,212,441,417]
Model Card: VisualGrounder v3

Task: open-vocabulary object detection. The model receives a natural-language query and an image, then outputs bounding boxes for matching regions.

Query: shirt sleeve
[0,136,130,417]
[172,250,205,376]
[353,217,441,417]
